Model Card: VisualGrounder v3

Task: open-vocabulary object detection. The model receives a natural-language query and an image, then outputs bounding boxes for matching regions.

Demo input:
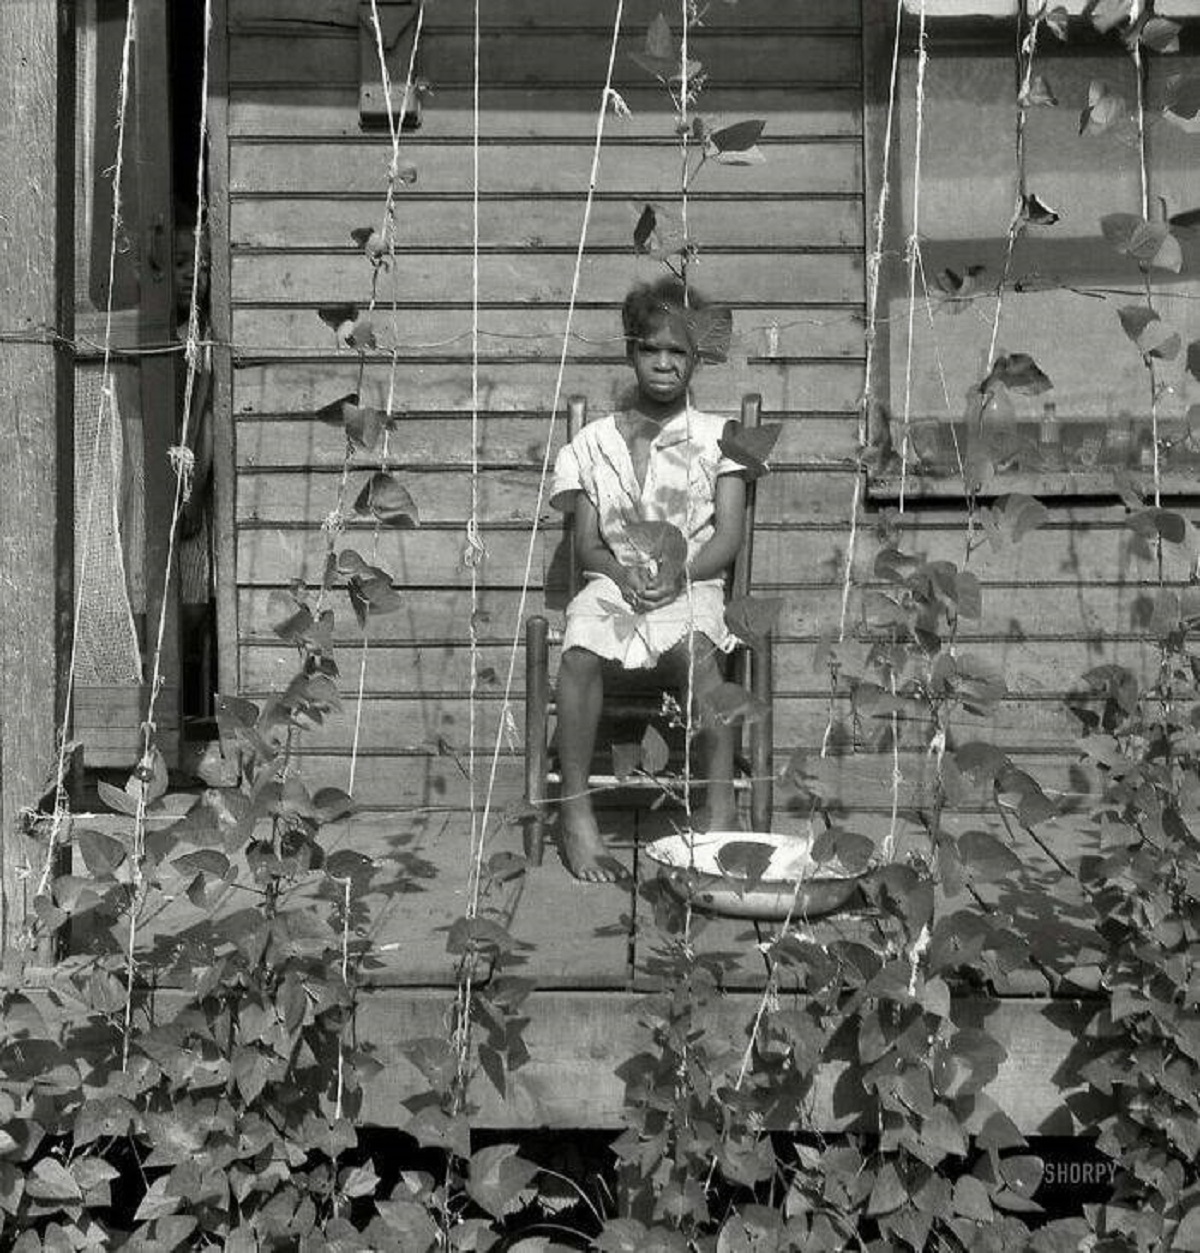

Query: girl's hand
[617,565,650,610]
[639,565,685,609]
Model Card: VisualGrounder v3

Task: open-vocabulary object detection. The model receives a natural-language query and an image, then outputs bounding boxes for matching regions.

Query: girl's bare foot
[560,800,625,883]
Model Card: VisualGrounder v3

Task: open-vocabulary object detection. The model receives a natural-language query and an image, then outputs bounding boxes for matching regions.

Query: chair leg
[750,630,773,833]
[524,615,551,864]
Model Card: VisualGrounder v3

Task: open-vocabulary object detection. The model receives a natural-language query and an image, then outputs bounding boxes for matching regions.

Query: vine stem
[822,0,904,762]
[986,0,1042,371]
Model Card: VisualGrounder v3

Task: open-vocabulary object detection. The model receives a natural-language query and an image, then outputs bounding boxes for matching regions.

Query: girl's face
[628,315,698,408]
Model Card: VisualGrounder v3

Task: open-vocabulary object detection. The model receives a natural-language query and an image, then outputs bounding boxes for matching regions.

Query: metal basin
[643,830,868,921]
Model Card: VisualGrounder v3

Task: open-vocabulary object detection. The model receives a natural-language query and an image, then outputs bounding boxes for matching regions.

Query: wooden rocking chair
[522,393,774,865]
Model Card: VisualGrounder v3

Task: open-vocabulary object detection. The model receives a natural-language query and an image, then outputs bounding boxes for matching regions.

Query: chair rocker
[522,393,774,865]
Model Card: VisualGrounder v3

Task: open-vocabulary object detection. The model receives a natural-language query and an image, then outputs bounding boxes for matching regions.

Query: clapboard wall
[220,0,1182,820]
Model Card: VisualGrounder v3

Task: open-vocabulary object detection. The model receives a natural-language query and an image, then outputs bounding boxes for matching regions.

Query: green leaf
[716,840,773,883]
[999,1153,1044,1199]
[1186,338,1200,383]
[641,724,670,775]
[633,204,657,254]
[406,1107,471,1159]
[375,1200,439,1251]
[1090,0,1132,32]
[318,302,357,330]
[1165,77,1200,122]
[344,402,387,452]
[717,1134,776,1187]
[172,848,231,879]
[980,353,1053,395]
[644,12,672,59]
[97,779,140,817]
[688,305,734,364]
[467,1143,538,1219]
[1022,192,1059,226]
[724,595,783,645]
[1080,79,1125,134]
[719,422,782,480]
[1021,74,1058,107]
[1044,5,1069,39]
[354,472,419,527]
[625,520,687,579]
[959,829,1022,881]
[699,681,768,729]
[1139,16,1181,54]
[1126,506,1188,544]
[1102,213,1183,272]
[867,1160,907,1215]
[339,1164,380,1199]
[1173,1205,1200,1253]
[953,1175,993,1222]
[27,1158,82,1203]
[594,1219,651,1253]
[708,118,766,154]
[76,828,127,878]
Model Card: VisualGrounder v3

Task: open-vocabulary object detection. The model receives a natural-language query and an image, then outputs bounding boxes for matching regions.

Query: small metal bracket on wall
[359,0,423,130]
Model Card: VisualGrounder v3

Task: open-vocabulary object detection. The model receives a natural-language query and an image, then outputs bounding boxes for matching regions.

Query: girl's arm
[640,473,746,607]
[574,494,647,604]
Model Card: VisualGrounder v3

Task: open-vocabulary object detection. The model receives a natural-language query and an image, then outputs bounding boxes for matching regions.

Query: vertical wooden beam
[135,0,181,763]
[0,0,74,954]
[209,0,238,702]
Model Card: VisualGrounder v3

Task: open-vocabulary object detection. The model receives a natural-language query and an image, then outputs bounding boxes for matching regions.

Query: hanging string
[451,0,485,1119]
[897,0,929,513]
[346,3,427,795]
[821,0,905,763]
[471,0,628,886]
[34,0,139,915]
[119,0,214,1068]
[1129,5,1162,513]
[986,0,1042,371]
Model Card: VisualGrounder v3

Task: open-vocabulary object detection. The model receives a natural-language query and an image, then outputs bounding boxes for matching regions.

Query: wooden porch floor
[63,798,1101,1133]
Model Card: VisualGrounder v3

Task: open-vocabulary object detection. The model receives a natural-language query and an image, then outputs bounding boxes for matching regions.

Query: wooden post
[0,0,74,954]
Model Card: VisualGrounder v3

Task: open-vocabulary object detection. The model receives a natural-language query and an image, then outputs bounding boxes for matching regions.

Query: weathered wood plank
[229,0,863,31]
[229,31,862,88]
[235,466,862,525]
[291,746,1100,811]
[234,413,863,471]
[223,691,1113,755]
[0,0,70,953]
[229,86,863,140]
[238,582,1191,646]
[231,360,865,417]
[234,514,1200,588]
[240,636,1163,699]
[232,252,863,308]
[351,990,1093,1133]
[231,306,866,363]
[229,139,863,195]
[230,196,865,251]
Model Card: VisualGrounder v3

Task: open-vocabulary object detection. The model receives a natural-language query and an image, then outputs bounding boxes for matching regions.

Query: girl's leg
[662,634,738,830]
[556,646,620,881]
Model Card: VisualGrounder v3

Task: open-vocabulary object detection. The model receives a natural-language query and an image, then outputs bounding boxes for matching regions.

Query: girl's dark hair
[621,276,708,346]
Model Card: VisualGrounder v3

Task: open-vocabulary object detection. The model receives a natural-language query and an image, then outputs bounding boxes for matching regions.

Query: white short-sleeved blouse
[549,406,743,669]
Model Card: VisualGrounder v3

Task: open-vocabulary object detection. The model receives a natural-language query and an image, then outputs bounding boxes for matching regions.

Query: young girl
[549,278,747,882]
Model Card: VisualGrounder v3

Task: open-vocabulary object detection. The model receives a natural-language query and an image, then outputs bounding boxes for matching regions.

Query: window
[867,6,1200,498]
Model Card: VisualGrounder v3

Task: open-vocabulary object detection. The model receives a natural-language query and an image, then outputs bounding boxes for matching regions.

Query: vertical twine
[897,0,929,514]
[473,0,628,867]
